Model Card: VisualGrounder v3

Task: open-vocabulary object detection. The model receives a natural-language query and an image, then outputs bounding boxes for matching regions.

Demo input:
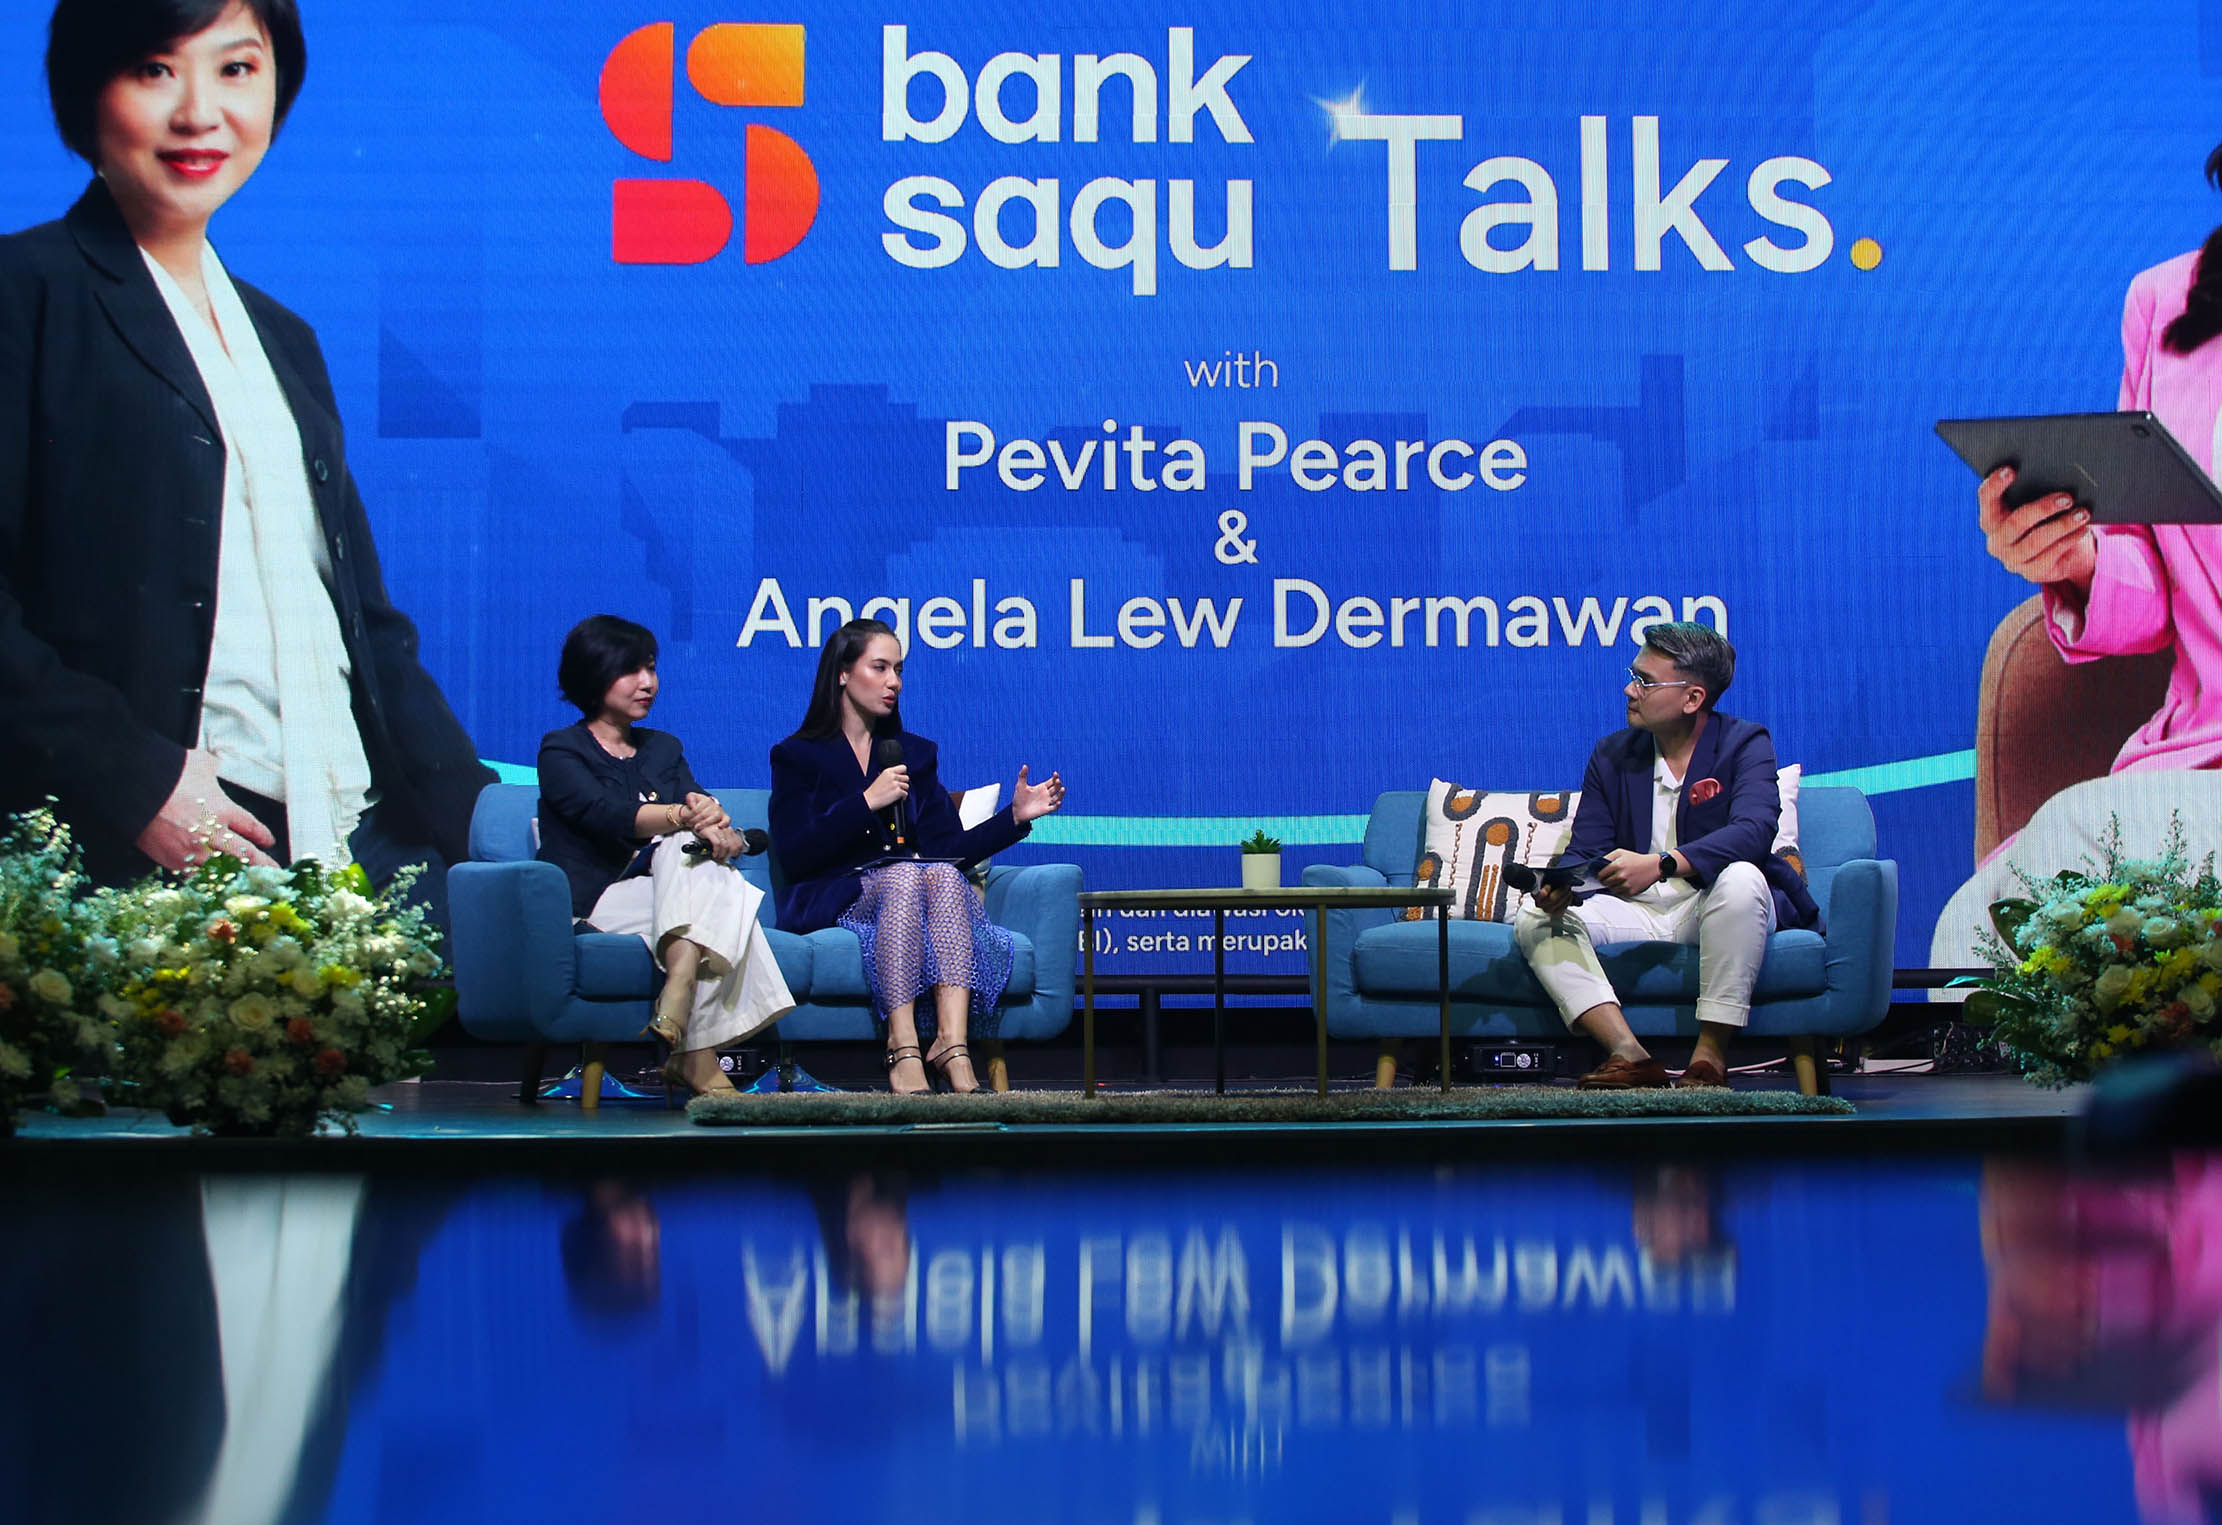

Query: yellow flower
[2091,1042,2116,1060]
[319,965,363,990]
[2107,1025,2134,1043]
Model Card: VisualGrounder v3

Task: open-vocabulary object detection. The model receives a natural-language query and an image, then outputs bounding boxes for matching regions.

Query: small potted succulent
[1239,829,1283,891]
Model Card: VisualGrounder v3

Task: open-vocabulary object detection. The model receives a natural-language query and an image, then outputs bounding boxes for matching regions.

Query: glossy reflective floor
[5,1145,2212,1524]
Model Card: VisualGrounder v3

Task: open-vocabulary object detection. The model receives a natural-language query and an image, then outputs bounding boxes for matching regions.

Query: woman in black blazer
[538,617,792,1097]
[0,0,491,897]
[768,619,1065,1093]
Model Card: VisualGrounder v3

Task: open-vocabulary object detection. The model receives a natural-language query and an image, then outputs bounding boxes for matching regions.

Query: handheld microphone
[872,736,908,848]
[682,827,770,858]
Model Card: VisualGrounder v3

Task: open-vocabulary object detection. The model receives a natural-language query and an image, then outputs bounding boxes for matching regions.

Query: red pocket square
[1688,777,1722,805]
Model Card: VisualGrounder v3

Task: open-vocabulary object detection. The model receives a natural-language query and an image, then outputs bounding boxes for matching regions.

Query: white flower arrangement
[1967,816,2222,1088]
[0,811,109,1130]
[92,853,445,1136]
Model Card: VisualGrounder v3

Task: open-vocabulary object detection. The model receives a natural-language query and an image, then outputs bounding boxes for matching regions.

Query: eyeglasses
[1625,665,1692,692]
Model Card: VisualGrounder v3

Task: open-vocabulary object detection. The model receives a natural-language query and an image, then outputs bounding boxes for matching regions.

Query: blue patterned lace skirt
[839,859,1013,1036]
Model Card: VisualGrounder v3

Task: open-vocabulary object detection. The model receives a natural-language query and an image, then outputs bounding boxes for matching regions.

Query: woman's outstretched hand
[1980,465,2097,593]
[1011,765,1065,823]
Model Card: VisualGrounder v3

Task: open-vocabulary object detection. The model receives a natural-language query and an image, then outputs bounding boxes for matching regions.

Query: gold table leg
[1438,912,1451,1094]
[1083,906,1097,1098]
[1313,906,1329,1097]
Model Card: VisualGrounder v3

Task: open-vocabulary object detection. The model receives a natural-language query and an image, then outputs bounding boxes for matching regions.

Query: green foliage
[0,811,111,1127]
[1967,815,2222,1088]
[1239,830,1283,854]
[87,852,445,1136]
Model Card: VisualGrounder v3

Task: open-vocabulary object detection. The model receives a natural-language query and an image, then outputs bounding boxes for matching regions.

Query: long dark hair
[793,619,903,740]
[2164,143,2222,355]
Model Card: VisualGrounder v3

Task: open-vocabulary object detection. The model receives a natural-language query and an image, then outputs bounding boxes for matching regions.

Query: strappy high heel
[926,1042,978,1095]
[644,1009,738,1104]
[884,1043,931,1096]
[642,1013,686,1107]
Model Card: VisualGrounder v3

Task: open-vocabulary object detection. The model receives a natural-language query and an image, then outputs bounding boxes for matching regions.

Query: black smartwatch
[1658,852,1678,880]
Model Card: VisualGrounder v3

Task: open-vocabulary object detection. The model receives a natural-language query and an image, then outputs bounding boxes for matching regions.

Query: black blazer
[1559,711,1823,932]
[767,729,1029,932]
[0,179,493,882]
[535,722,704,918]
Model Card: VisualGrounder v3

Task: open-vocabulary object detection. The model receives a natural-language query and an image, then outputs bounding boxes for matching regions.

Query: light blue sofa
[448,784,1082,1100]
[1304,785,1897,1093]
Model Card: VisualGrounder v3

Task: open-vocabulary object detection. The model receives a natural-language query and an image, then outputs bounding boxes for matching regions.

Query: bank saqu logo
[599,21,820,265]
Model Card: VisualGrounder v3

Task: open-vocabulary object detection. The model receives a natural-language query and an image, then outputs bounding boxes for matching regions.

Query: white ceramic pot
[1240,852,1281,890]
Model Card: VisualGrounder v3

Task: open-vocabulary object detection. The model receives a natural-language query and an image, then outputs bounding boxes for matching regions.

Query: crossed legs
[1512,863,1776,1086]
[650,935,739,1094]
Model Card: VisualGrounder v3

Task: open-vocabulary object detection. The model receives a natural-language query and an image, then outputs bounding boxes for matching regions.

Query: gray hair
[1642,622,1734,709]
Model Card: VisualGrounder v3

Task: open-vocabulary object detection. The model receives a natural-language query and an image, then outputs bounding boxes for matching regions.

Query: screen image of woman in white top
[0,0,492,915]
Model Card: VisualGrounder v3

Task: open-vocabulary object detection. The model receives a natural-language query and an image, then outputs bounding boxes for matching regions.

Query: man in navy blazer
[1515,623,1820,1090]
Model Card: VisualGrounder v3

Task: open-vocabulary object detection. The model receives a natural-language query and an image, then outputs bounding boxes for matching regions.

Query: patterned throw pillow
[1407,780,1580,923]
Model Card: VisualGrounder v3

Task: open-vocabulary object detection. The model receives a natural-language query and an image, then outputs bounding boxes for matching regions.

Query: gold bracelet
[666,803,683,832]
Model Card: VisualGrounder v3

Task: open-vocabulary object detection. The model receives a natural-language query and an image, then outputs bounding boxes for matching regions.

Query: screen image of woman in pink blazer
[1934,143,2222,971]
[767,620,1065,1095]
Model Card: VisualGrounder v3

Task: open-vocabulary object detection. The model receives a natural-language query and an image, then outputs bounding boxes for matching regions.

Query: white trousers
[1929,771,2222,991]
[590,836,796,1051]
[1512,861,1778,1029]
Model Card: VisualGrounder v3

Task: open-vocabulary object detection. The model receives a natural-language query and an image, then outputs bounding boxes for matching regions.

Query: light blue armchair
[448,784,1082,1101]
[1304,785,1897,1093]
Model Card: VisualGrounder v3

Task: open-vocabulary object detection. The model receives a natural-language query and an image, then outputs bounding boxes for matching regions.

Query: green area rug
[687,1086,1855,1126]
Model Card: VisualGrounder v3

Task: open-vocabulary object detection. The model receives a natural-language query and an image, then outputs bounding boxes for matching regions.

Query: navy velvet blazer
[535,722,703,917]
[0,179,492,882]
[767,729,1030,932]
[1558,711,1823,932]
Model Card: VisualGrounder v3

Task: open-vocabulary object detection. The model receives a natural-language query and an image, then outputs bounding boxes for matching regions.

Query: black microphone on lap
[873,736,909,849]
[681,827,770,858]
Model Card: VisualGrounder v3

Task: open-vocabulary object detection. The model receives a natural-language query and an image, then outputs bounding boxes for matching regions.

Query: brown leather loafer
[1577,1054,1672,1090]
[1675,1055,1728,1089]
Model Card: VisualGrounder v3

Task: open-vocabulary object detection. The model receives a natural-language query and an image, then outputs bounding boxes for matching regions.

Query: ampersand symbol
[1214,510,1259,565]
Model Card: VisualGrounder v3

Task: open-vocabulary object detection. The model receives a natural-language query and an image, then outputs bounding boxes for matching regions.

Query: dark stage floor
[4,1067,2200,1525]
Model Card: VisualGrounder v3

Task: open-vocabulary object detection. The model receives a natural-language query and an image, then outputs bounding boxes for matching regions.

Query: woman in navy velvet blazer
[538,616,791,1097]
[769,619,1065,1093]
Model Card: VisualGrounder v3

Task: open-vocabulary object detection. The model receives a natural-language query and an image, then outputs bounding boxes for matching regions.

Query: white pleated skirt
[590,836,796,1050]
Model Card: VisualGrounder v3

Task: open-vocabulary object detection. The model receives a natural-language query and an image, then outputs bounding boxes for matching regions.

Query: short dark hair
[558,615,657,716]
[1642,621,1734,709]
[47,0,308,165]
[794,619,903,740]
